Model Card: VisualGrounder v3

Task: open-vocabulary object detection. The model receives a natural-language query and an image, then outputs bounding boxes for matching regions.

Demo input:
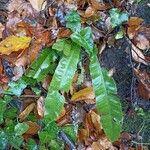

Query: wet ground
[100,0,150,145]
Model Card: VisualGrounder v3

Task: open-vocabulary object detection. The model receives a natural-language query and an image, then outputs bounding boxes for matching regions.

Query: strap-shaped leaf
[65,10,81,32]
[26,48,57,81]
[49,42,80,92]
[44,91,65,122]
[52,39,71,56]
[89,53,123,142]
[71,27,94,55]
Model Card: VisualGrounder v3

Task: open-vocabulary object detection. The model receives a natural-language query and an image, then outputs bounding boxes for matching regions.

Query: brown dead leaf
[78,128,90,146]
[90,111,102,132]
[25,121,40,134]
[85,7,95,18]
[71,87,95,102]
[90,0,110,11]
[135,34,150,50]
[134,69,150,100]
[0,23,5,39]
[19,103,35,121]
[131,44,148,65]
[127,17,143,39]
[37,96,44,118]
[0,36,31,55]
[91,137,114,150]
[58,28,71,38]
[28,0,46,11]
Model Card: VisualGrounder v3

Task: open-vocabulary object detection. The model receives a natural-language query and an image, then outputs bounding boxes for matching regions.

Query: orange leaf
[25,121,40,135]
[127,17,143,39]
[71,87,95,102]
[0,36,31,55]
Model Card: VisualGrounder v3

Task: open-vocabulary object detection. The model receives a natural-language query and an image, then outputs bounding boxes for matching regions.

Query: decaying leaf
[135,34,150,50]
[37,96,44,118]
[90,0,110,11]
[71,87,95,102]
[89,111,102,133]
[131,44,148,65]
[127,17,143,39]
[0,23,4,39]
[0,36,31,55]
[19,103,35,121]
[134,69,150,100]
[25,121,40,135]
[28,0,46,11]
[91,137,114,150]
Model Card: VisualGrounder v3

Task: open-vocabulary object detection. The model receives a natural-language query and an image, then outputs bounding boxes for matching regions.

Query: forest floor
[0,0,150,150]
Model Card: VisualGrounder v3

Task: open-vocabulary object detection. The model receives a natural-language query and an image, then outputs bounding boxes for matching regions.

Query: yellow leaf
[19,103,35,121]
[71,87,95,102]
[0,36,31,55]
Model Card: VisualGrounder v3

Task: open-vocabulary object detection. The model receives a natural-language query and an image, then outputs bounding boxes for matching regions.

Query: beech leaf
[0,36,31,55]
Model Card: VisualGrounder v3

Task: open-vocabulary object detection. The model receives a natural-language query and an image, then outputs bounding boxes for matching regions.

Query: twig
[20,95,40,98]
[58,130,76,150]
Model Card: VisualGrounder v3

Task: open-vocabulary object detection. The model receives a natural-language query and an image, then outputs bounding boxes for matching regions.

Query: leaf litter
[0,0,150,149]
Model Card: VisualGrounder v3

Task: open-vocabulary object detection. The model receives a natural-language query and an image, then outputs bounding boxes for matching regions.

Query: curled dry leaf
[0,36,31,55]
[8,0,36,18]
[0,23,5,39]
[134,69,150,100]
[37,96,44,118]
[19,103,35,121]
[85,7,95,18]
[90,0,110,11]
[91,137,114,150]
[135,34,150,50]
[89,111,102,133]
[71,87,95,102]
[131,44,148,65]
[127,17,143,39]
[28,0,46,11]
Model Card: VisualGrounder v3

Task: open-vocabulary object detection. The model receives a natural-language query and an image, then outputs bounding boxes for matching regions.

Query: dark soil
[100,0,150,145]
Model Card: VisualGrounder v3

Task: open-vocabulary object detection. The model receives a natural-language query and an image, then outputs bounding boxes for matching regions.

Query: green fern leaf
[90,53,123,142]
[49,42,80,92]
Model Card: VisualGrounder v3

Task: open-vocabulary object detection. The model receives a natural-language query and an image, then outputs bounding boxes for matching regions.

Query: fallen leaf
[90,0,110,11]
[131,44,148,65]
[25,121,40,134]
[0,36,31,55]
[0,23,5,38]
[134,69,150,100]
[78,128,89,146]
[19,103,35,121]
[85,7,95,18]
[91,137,114,150]
[90,111,102,133]
[135,34,149,50]
[37,96,44,118]
[127,17,143,39]
[8,0,36,18]
[71,87,95,102]
[28,0,46,11]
